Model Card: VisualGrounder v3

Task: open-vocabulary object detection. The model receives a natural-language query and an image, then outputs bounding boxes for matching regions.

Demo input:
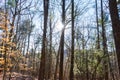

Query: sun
[56,20,64,31]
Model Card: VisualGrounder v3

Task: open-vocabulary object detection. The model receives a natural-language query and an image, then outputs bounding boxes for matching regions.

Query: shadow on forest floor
[0,72,38,80]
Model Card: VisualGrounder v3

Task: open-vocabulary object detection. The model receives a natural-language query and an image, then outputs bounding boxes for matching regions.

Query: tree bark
[38,0,49,80]
[59,30,65,80]
[59,0,65,80]
[69,0,75,80]
[95,0,100,49]
[109,0,120,74]
[101,0,109,79]
[48,17,52,80]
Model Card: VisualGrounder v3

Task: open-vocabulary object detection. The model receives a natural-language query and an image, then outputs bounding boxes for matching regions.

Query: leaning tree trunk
[38,0,49,80]
[109,0,120,74]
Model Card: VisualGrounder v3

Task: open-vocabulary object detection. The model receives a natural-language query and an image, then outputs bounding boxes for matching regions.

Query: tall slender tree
[69,0,75,80]
[48,15,52,80]
[59,0,65,80]
[95,0,100,49]
[109,0,120,74]
[38,0,49,80]
[101,0,109,79]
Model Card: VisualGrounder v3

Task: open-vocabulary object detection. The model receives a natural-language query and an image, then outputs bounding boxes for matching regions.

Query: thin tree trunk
[92,1,100,79]
[26,33,30,53]
[48,17,52,80]
[54,47,60,80]
[95,0,100,49]
[86,51,89,80]
[101,0,109,79]
[70,0,75,80]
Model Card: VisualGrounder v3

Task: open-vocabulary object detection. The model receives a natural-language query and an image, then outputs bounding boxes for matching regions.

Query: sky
[0,0,101,52]
[25,0,96,51]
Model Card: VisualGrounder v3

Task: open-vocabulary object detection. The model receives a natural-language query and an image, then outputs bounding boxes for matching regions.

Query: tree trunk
[101,0,109,79]
[69,0,75,80]
[59,30,65,80]
[109,0,120,75]
[59,0,65,80]
[95,0,100,49]
[48,17,52,80]
[54,47,60,80]
[38,0,49,80]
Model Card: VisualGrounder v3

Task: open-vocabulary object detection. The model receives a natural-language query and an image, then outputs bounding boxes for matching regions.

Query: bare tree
[58,0,66,80]
[109,0,120,75]
[38,0,49,80]
[101,0,109,79]
[95,0,100,49]
[69,0,75,80]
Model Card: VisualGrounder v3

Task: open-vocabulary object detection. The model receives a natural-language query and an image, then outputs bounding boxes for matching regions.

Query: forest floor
[0,73,38,80]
